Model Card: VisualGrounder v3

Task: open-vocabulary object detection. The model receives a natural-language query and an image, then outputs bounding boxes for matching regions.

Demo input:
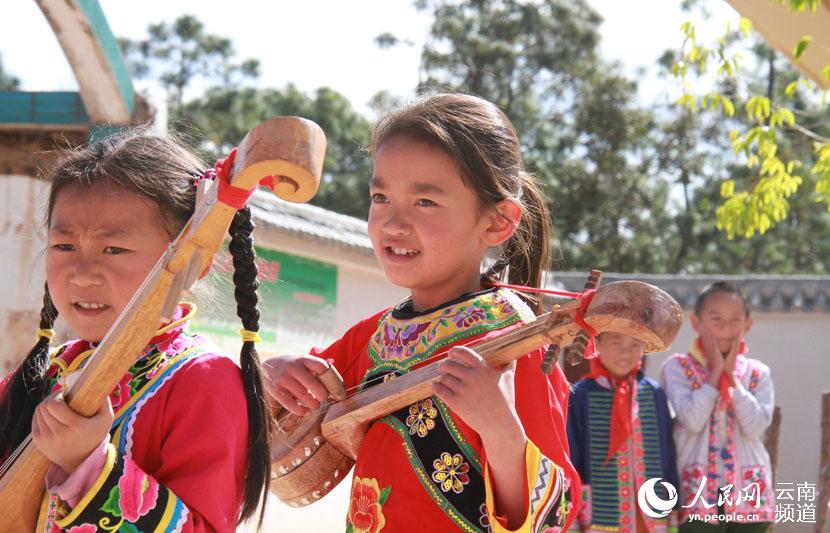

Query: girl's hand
[262,354,331,416]
[434,346,527,528]
[31,393,113,477]
[432,347,524,442]
[700,328,725,386]
[723,339,741,384]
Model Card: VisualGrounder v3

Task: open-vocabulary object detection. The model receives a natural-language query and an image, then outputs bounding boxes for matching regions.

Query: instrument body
[0,117,326,530]
[269,279,683,507]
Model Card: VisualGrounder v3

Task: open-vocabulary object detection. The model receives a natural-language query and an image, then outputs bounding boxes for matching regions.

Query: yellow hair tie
[239,329,262,343]
[36,328,56,343]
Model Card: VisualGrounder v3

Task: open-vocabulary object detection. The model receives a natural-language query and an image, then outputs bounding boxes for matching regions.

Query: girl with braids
[265,93,580,532]
[0,132,271,531]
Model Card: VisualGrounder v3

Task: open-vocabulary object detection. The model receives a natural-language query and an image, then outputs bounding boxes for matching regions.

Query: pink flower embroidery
[118,457,159,521]
[67,525,97,533]
[542,527,562,533]
[110,372,133,410]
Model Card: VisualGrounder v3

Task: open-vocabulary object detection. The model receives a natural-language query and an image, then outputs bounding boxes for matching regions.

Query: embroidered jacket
[567,372,679,533]
[1,306,250,532]
[659,352,776,524]
[314,288,580,533]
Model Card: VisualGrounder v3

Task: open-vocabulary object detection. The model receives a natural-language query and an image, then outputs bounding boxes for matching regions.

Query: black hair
[694,281,751,317]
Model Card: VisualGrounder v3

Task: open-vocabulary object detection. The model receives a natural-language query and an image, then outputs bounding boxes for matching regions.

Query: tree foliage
[184,85,373,218]
[672,1,830,239]
[119,15,259,121]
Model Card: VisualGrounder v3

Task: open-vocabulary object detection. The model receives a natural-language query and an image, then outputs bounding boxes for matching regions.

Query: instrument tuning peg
[541,344,560,374]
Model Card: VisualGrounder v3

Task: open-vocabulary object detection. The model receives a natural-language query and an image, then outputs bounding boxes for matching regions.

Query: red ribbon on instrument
[486,281,598,359]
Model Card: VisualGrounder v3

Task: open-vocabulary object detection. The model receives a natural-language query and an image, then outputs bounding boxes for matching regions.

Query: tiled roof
[246,194,829,313]
[547,272,830,313]
[248,189,374,255]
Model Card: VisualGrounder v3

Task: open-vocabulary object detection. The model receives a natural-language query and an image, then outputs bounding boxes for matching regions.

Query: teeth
[76,302,106,310]
[390,247,418,256]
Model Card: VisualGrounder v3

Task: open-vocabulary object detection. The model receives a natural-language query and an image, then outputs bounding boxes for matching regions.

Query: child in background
[265,93,579,532]
[660,282,776,532]
[568,332,679,533]
[0,133,271,531]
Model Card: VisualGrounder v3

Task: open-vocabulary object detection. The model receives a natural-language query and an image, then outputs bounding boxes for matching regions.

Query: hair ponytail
[498,171,551,313]
[227,206,272,526]
[0,284,59,456]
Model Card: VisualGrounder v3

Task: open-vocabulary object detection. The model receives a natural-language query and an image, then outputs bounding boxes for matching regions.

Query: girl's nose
[69,258,103,287]
[381,212,411,237]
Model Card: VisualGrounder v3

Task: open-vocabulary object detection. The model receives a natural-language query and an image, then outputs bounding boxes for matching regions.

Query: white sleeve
[732,363,775,439]
[659,357,719,433]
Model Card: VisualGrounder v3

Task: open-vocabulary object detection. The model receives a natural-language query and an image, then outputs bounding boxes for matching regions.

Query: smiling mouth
[73,301,110,312]
[386,246,420,257]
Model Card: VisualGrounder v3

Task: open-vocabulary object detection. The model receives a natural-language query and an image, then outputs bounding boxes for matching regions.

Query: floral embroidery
[405,399,438,438]
[110,372,134,411]
[451,306,486,328]
[117,456,160,521]
[478,503,493,532]
[347,476,390,533]
[431,452,471,494]
[382,322,431,361]
[368,290,529,368]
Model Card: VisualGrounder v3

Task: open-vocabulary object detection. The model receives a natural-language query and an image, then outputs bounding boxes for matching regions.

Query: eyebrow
[49,224,133,238]
[370,176,447,195]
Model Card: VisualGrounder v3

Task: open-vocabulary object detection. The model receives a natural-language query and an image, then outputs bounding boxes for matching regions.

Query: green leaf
[721,96,735,117]
[100,485,122,517]
[794,36,812,60]
[121,523,141,533]
[378,486,392,505]
[822,63,830,81]
[739,17,753,36]
[784,81,799,98]
[721,180,735,198]
[346,523,354,533]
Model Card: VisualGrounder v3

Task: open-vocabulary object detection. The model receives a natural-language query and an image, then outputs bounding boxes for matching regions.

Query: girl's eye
[52,244,74,251]
[370,193,388,204]
[415,198,437,207]
[104,246,129,255]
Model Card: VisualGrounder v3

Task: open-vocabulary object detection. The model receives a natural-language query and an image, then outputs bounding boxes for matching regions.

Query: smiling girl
[265,93,579,532]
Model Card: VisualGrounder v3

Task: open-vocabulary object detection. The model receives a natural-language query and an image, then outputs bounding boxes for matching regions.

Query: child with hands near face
[567,332,679,533]
[265,93,579,532]
[0,133,273,531]
[660,282,776,532]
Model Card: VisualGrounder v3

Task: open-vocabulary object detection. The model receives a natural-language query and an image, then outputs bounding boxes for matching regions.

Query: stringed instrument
[0,117,326,530]
[269,273,684,507]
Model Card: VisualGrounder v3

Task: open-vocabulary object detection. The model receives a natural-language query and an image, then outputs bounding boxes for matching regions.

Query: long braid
[0,283,59,455]
[227,206,271,526]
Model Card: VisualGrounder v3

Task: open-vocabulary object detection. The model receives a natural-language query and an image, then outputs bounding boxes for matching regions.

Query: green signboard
[190,246,338,355]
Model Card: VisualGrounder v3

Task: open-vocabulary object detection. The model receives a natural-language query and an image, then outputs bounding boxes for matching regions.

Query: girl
[265,93,580,532]
[567,332,679,533]
[0,133,271,531]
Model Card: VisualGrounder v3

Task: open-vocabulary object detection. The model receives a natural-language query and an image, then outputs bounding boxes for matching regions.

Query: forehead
[699,291,747,315]
[373,136,466,189]
[50,184,166,237]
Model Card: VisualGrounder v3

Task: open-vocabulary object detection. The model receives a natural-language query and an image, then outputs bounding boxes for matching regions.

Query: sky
[1,0,739,117]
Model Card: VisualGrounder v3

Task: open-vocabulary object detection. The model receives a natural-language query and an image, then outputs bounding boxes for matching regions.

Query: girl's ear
[690,313,702,334]
[482,198,522,247]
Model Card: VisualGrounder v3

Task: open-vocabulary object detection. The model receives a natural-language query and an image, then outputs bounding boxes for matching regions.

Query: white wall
[0,175,59,373]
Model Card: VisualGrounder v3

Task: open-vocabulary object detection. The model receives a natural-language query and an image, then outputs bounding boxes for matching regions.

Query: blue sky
[2,0,739,117]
